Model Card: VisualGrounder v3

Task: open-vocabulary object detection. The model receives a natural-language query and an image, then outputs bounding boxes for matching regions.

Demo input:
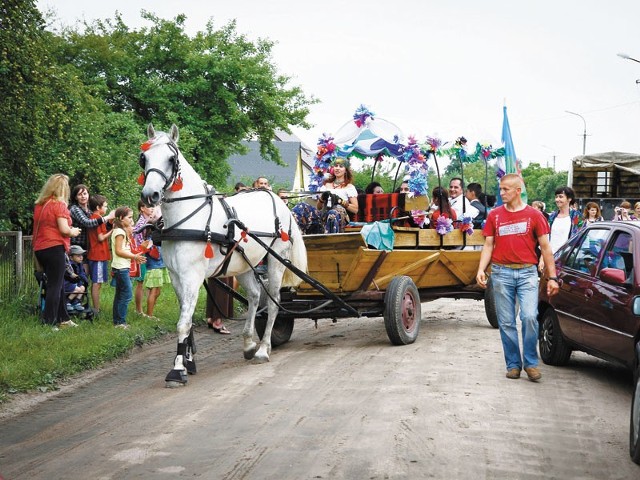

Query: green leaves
[1,8,315,230]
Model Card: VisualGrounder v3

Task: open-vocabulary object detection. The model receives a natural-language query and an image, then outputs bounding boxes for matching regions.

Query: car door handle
[584,289,593,298]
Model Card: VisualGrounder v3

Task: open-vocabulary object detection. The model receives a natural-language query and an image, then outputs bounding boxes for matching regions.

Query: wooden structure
[297,230,484,295]
[570,152,640,199]
[264,223,491,348]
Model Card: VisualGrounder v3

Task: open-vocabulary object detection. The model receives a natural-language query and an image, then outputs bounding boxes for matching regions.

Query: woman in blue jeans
[110,206,146,328]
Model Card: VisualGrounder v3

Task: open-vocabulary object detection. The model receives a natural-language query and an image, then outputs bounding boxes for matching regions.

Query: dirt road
[0,298,637,479]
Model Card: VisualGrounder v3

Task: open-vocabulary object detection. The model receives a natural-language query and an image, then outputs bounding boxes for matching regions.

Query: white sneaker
[59,320,78,328]
[115,324,130,329]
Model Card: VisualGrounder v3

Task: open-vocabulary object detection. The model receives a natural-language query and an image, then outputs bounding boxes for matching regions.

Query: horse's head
[139,123,182,207]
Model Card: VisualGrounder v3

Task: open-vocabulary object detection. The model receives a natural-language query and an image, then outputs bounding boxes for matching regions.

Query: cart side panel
[391,228,485,248]
[300,233,367,293]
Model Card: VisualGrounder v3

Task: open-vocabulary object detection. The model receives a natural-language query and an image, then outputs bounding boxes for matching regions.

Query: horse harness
[159,184,293,277]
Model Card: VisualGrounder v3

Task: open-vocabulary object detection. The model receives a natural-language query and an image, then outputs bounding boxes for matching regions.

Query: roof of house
[226,131,315,188]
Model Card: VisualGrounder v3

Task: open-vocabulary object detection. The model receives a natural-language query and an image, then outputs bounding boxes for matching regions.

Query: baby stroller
[35,257,94,322]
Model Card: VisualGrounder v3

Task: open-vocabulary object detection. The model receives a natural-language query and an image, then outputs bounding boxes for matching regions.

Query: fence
[0,231,38,304]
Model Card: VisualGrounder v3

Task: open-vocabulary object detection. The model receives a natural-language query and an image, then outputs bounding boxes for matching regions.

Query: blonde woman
[33,174,82,328]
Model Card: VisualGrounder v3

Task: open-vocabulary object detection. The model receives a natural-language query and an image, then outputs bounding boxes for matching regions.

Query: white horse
[139,124,307,387]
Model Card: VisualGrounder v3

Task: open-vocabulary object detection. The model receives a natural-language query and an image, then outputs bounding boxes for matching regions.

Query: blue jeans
[112,268,132,325]
[491,264,540,370]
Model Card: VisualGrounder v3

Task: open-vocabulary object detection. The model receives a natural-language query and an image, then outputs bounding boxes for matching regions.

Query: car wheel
[539,307,572,366]
[484,278,499,329]
[631,362,640,464]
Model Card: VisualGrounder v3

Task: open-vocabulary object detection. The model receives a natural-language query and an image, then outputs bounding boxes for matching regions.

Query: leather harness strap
[159,188,291,277]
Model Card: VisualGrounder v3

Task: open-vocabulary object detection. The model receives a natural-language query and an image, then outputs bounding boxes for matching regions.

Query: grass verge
[0,283,210,403]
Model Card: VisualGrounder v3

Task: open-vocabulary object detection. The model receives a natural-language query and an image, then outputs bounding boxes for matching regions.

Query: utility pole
[565,110,587,155]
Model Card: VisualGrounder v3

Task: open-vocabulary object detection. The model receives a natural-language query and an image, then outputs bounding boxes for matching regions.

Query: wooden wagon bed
[297,229,485,296]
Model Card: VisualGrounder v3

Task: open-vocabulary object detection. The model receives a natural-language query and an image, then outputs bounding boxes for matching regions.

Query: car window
[600,232,634,282]
[565,228,609,275]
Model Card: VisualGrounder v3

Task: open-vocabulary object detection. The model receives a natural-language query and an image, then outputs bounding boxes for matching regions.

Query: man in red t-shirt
[476,174,559,382]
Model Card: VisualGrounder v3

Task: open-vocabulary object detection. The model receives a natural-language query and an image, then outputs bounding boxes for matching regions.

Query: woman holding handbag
[33,174,82,328]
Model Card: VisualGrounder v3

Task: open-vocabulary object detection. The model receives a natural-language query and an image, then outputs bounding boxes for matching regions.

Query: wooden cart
[257,206,497,346]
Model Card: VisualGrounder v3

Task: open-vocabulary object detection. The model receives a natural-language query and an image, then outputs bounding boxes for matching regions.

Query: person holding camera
[612,201,636,221]
[316,158,359,233]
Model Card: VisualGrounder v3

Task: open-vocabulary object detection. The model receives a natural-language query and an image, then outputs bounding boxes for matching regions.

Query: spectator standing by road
[476,174,559,382]
[547,186,582,255]
[531,201,548,220]
[612,201,636,221]
[253,177,271,190]
[87,194,113,314]
[132,200,157,316]
[69,184,115,264]
[33,174,82,329]
[111,206,147,329]
[582,201,604,225]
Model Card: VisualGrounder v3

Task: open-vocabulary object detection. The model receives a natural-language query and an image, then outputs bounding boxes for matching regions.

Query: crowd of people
[33,175,166,330]
[33,167,637,359]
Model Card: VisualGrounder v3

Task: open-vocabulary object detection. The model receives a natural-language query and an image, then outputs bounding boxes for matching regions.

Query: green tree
[0,0,53,229]
[521,163,569,211]
[54,12,317,187]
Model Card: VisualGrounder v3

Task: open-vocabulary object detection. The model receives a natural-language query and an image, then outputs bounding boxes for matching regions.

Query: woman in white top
[548,186,581,254]
[315,158,359,232]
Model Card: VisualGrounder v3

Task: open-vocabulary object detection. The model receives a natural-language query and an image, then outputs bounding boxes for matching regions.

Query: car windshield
[565,228,609,275]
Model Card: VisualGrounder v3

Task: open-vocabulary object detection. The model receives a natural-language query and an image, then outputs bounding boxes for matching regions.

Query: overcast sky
[38,0,640,172]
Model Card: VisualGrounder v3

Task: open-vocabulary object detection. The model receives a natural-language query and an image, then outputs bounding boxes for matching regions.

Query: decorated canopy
[308,105,429,196]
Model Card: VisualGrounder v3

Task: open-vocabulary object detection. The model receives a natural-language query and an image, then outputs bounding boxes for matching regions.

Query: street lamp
[565,110,587,155]
[617,53,640,64]
[617,53,640,84]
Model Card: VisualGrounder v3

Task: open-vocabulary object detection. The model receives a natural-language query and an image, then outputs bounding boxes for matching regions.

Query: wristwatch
[548,276,559,282]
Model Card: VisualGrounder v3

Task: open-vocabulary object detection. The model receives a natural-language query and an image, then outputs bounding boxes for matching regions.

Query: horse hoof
[252,353,270,364]
[186,359,197,375]
[165,369,187,386]
[243,347,257,360]
[165,381,186,388]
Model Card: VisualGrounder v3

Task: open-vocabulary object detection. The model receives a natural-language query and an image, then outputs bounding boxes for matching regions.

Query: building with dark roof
[226,131,314,190]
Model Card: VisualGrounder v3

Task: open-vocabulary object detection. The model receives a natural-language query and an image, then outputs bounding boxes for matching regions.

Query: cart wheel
[484,278,499,329]
[384,276,421,345]
[256,316,294,347]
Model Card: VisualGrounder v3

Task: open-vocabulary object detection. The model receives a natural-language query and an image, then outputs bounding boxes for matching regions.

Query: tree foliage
[521,163,568,211]
[0,8,316,231]
[54,12,317,187]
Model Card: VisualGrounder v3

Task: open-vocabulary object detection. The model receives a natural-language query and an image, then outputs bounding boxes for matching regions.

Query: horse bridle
[139,140,182,192]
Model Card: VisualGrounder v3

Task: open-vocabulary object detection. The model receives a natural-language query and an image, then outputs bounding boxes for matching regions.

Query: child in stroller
[63,245,92,318]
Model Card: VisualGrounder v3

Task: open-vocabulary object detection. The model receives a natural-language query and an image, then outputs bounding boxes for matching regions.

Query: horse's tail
[282,212,307,287]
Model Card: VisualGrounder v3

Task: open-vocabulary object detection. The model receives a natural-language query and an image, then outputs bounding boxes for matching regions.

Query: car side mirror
[600,267,626,285]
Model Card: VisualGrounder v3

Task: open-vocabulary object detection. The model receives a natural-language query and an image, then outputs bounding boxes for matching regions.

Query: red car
[536,221,640,464]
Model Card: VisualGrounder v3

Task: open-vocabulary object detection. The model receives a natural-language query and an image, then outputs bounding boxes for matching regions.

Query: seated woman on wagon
[293,158,359,234]
[429,186,457,227]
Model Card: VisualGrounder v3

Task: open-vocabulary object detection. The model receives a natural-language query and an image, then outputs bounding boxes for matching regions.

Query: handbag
[32,200,51,273]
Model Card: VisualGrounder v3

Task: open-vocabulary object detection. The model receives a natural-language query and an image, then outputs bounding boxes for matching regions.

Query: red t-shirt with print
[33,200,71,252]
[87,212,111,261]
[482,205,550,265]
